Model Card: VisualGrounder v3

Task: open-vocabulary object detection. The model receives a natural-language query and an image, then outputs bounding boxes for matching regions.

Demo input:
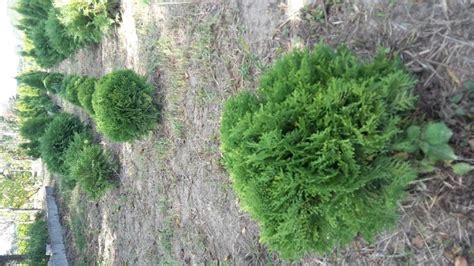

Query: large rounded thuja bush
[220,45,418,259]
[92,70,158,142]
[40,113,86,175]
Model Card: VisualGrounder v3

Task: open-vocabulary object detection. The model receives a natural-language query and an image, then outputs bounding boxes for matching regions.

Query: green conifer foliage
[16,71,50,91]
[43,73,65,93]
[14,0,119,67]
[64,76,85,106]
[220,45,418,259]
[63,131,94,190]
[77,77,98,114]
[70,143,118,199]
[92,70,158,142]
[39,113,86,175]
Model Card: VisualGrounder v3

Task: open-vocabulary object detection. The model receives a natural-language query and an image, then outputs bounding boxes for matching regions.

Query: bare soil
[52,0,473,265]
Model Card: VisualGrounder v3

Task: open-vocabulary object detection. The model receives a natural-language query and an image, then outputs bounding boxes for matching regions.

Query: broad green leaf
[422,143,457,161]
[407,125,421,141]
[449,93,463,103]
[423,122,453,145]
[463,80,474,90]
[452,163,474,175]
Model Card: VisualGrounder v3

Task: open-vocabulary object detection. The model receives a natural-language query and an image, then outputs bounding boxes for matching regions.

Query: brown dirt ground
[51,0,473,265]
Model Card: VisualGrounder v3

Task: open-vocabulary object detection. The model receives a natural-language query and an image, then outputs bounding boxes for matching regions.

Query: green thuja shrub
[55,0,119,44]
[14,0,66,67]
[15,0,119,67]
[63,131,94,190]
[77,77,98,114]
[220,45,418,259]
[16,86,59,158]
[16,89,58,121]
[20,116,53,142]
[93,70,159,141]
[19,142,42,159]
[16,71,50,91]
[40,113,86,174]
[43,73,65,93]
[63,76,85,106]
[45,8,81,57]
[69,143,118,199]
[29,20,66,67]
[59,75,75,94]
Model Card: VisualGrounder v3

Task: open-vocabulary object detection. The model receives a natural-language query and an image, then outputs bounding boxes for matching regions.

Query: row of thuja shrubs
[40,113,118,198]
[16,85,118,199]
[17,70,159,142]
[220,44,420,259]
[16,85,60,158]
[14,0,120,67]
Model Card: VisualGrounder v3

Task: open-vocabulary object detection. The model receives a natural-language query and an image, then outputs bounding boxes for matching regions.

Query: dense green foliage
[14,0,119,67]
[0,172,38,208]
[14,72,117,200]
[17,71,66,93]
[63,76,84,106]
[39,113,86,174]
[16,86,59,158]
[63,131,94,189]
[45,8,80,58]
[77,77,98,114]
[18,142,42,158]
[19,116,53,143]
[55,0,119,44]
[43,73,65,93]
[23,212,49,265]
[14,0,65,67]
[220,45,418,259]
[93,70,159,141]
[69,143,118,199]
[19,70,158,142]
[16,71,49,91]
